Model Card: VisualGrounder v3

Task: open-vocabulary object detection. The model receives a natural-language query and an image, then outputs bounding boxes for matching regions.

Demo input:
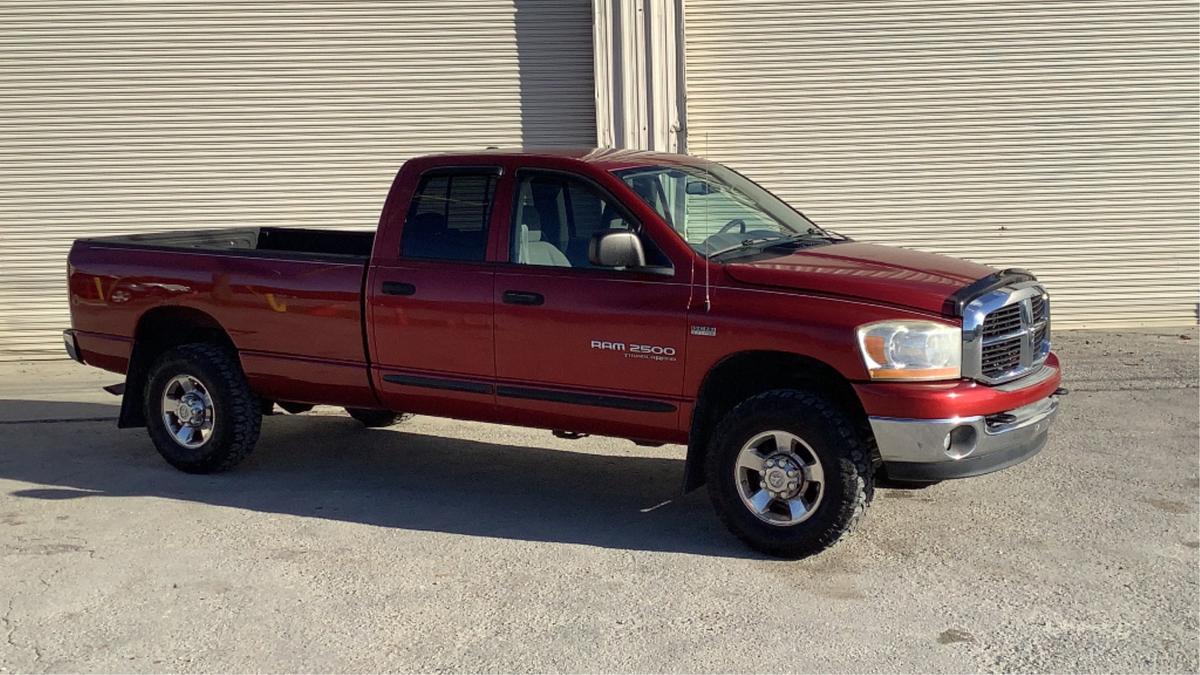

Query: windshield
[613,162,828,258]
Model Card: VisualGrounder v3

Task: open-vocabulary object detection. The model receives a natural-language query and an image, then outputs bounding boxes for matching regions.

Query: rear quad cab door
[368,166,507,421]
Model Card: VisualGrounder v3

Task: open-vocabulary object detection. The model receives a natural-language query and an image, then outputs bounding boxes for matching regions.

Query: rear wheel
[144,343,261,473]
[705,389,873,558]
[346,408,412,428]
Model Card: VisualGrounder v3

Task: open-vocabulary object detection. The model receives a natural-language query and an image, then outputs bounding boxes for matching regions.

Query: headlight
[856,320,961,381]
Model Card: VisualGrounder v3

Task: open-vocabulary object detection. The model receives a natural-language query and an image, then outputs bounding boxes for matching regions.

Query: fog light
[944,425,978,460]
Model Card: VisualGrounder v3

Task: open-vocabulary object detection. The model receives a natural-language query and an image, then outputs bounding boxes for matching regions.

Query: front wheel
[144,343,262,473]
[705,389,873,558]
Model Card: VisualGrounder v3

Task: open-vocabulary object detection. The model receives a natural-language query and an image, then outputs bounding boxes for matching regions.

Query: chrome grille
[981,304,1022,340]
[980,305,1025,378]
[962,282,1051,385]
[981,335,1023,378]
[1031,295,1047,320]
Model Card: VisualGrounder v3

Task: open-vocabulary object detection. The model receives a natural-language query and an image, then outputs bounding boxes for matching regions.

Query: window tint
[401,172,497,261]
[510,173,669,269]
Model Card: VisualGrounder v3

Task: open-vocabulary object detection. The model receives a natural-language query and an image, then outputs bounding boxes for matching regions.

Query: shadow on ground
[0,399,753,558]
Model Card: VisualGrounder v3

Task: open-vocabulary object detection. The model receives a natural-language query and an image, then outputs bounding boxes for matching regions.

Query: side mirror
[588,230,646,268]
[685,180,716,195]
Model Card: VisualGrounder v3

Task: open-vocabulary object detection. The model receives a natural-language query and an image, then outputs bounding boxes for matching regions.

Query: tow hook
[986,412,1018,429]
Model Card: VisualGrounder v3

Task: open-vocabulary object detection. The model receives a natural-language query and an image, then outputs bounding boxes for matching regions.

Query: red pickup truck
[65,149,1064,558]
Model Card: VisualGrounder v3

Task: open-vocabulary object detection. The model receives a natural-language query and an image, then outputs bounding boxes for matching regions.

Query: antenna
[703,132,712,312]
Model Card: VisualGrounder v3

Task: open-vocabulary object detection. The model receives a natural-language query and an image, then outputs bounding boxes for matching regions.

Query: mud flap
[116,342,149,428]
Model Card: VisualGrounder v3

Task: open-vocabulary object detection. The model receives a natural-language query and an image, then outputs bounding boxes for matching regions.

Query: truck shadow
[0,399,755,558]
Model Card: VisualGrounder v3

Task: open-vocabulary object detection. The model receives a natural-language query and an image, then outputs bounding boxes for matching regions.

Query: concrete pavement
[1,328,1197,672]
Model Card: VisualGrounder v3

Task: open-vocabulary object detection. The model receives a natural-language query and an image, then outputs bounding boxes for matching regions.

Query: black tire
[143,343,262,474]
[705,389,873,558]
[346,408,411,428]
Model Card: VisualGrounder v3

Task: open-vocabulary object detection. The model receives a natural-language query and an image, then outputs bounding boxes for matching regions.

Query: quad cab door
[492,169,691,441]
[367,165,507,421]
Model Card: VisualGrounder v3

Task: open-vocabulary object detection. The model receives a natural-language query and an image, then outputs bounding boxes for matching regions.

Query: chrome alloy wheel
[734,430,825,526]
[161,374,215,449]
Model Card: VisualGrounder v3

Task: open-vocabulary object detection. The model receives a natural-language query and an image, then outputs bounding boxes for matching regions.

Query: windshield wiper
[707,233,826,260]
[812,228,851,242]
[706,235,788,260]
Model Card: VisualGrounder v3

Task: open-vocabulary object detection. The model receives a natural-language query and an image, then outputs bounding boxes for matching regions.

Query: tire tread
[705,388,873,558]
[144,342,261,473]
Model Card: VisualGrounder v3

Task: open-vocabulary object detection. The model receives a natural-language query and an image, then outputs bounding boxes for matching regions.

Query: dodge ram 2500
[65,149,1065,558]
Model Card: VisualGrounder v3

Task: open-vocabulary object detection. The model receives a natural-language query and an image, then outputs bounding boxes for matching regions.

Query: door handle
[502,290,544,306]
[382,281,416,296]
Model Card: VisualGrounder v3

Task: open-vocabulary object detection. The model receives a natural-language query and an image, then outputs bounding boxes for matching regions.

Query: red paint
[67,149,1061,444]
[724,242,994,315]
[854,354,1062,419]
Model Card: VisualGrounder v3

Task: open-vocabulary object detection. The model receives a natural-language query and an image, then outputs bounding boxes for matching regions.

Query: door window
[401,171,497,262]
[510,173,668,269]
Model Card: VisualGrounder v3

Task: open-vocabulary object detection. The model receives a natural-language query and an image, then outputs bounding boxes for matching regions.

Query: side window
[510,173,669,269]
[401,171,497,262]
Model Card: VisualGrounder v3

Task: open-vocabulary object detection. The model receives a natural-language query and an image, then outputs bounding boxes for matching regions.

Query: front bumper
[871,394,1061,481]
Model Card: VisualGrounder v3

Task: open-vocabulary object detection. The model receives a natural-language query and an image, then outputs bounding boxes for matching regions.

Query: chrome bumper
[870,394,1060,481]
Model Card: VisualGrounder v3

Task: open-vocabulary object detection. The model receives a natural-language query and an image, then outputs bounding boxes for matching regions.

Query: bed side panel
[68,242,373,406]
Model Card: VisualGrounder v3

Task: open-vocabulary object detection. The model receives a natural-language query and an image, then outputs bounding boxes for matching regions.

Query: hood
[724,242,994,315]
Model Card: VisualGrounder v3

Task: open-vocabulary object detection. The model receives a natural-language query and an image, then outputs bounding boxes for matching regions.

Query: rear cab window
[401,170,498,262]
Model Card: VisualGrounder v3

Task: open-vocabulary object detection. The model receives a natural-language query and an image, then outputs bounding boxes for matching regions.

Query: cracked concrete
[2,594,42,669]
[2,598,16,657]
[0,328,1196,672]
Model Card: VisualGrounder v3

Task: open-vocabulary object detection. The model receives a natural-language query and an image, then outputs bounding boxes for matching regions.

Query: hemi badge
[690,325,717,337]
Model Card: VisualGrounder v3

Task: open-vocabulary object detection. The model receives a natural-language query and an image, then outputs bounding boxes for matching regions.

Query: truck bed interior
[84,227,375,260]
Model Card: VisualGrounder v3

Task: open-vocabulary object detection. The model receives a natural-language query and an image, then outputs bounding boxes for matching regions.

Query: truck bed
[67,227,378,408]
[82,227,375,261]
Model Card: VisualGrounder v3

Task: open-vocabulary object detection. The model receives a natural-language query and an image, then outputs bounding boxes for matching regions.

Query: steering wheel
[717,218,747,235]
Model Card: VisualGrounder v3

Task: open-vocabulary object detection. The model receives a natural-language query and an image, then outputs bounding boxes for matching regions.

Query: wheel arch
[683,350,873,492]
[118,305,238,428]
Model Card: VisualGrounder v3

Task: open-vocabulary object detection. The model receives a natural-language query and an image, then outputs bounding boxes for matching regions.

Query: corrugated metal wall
[0,0,596,360]
[685,0,1199,327]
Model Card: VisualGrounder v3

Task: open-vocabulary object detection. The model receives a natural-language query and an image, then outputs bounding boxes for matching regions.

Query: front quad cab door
[493,169,690,441]
[367,166,505,421]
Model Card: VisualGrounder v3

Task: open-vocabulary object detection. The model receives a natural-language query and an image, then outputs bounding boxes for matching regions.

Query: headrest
[519,223,543,242]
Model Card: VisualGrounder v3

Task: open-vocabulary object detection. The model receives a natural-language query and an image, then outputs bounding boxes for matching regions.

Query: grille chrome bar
[983,330,1030,346]
[961,281,1051,385]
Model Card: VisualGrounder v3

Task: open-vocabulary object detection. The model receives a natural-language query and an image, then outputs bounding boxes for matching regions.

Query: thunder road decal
[590,340,677,362]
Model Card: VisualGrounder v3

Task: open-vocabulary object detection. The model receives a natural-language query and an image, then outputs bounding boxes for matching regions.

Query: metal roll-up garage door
[0,0,596,360]
[685,0,1199,327]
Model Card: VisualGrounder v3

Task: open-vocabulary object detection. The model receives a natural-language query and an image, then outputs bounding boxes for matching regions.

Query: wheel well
[118,306,236,428]
[683,351,873,492]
